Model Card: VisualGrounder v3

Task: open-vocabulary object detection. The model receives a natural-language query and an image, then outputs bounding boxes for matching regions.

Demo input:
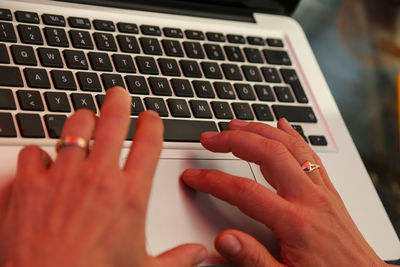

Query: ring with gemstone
[56,136,89,154]
[301,161,320,173]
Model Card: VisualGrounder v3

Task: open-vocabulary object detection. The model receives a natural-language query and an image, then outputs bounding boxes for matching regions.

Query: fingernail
[144,110,160,117]
[195,249,208,265]
[201,132,219,139]
[183,168,201,176]
[230,119,249,128]
[217,234,241,257]
[280,118,292,130]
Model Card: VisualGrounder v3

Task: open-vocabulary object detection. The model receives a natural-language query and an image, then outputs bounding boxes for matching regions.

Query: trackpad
[146,158,278,265]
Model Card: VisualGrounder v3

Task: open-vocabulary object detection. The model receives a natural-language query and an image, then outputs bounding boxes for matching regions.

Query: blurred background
[293,0,400,239]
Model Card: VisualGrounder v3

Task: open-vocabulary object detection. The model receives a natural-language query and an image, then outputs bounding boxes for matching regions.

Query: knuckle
[231,178,261,200]
[287,137,310,154]
[261,139,288,158]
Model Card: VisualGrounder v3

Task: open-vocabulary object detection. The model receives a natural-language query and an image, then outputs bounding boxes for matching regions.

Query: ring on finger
[56,136,89,155]
[301,161,320,173]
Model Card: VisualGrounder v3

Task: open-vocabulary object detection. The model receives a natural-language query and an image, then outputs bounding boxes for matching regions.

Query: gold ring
[301,161,320,173]
[56,136,88,154]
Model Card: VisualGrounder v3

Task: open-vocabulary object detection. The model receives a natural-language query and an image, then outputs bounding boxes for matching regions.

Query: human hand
[0,87,207,267]
[182,119,389,267]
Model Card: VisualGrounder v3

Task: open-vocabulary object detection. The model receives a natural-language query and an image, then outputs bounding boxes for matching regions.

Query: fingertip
[229,119,249,129]
[215,232,242,258]
[277,118,292,132]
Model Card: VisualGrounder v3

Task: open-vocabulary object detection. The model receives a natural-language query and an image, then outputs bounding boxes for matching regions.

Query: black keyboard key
[42,14,66,26]
[162,39,184,57]
[113,54,136,73]
[136,56,159,75]
[0,9,12,21]
[17,113,45,138]
[70,93,97,112]
[274,86,295,103]
[180,60,202,78]
[101,74,125,90]
[211,101,233,119]
[76,72,102,92]
[130,97,145,115]
[204,44,225,60]
[206,32,225,42]
[263,49,291,65]
[0,66,23,87]
[0,43,10,63]
[190,100,212,118]
[272,105,317,123]
[144,97,169,117]
[185,30,204,40]
[11,45,37,66]
[292,125,308,143]
[244,47,263,63]
[235,83,256,100]
[141,25,161,36]
[0,113,17,137]
[309,135,327,146]
[222,64,243,81]
[0,22,17,42]
[117,22,139,34]
[158,58,180,76]
[148,77,172,96]
[37,48,63,68]
[232,103,254,120]
[17,90,44,111]
[219,122,230,131]
[17,24,43,45]
[140,37,162,55]
[93,32,117,51]
[125,75,149,95]
[247,36,264,46]
[93,20,115,32]
[171,79,194,97]
[201,62,222,79]
[167,99,191,118]
[44,114,67,138]
[68,17,91,29]
[117,35,140,53]
[227,34,245,44]
[15,11,39,24]
[69,30,94,49]
[45,92,71,112]
[161,119,218,142]
[44,27,69,47]
[214,82,235,99]
[254,85,275,101]
[24,68,51,89]
[51,70,77,90]
[0,89,16,110]
[261,67,281,83]
[267,38,284,47]
[193,81,215,98]
[88,52,113,71]
[163,27,183,38]
[183,42,205,59]
[63,50,89,70]
[224,46,244,62]
[242,65,262,82]
[280,69,308,103]
[252,104,273,121]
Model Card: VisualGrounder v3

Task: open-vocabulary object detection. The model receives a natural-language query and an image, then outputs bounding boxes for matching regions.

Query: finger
[154,243,207,267]
[200,130,313,197]
[89,86,131,166]
[181,168,293,232]
[54,109,96,168]
[215,230,284,267]
[0,181,13,230]
[229,118,324,185]
[17,145,52,176]
[123,110,163,198]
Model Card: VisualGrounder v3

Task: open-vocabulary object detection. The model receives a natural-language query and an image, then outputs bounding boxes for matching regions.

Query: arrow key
[17,90,44,111]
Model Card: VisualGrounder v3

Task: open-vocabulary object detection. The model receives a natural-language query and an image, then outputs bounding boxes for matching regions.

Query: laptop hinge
[55,0,257,23]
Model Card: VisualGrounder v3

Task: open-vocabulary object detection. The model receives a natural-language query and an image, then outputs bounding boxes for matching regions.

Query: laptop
[0,0,399,265]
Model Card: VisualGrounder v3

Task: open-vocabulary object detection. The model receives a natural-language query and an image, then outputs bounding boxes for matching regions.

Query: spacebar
[127,118,219,142]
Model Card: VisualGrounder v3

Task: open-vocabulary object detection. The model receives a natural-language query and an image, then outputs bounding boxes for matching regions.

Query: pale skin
[0,86,396,267]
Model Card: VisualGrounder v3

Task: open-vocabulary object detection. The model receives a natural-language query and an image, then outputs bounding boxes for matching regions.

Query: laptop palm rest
[146,158,279,265]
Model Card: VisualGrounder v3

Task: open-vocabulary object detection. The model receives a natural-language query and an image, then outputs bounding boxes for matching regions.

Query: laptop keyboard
[0,7,328,146]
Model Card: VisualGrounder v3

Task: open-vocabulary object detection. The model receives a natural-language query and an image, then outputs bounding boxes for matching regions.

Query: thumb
[215,230,284,267]
[154,243,207,267]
